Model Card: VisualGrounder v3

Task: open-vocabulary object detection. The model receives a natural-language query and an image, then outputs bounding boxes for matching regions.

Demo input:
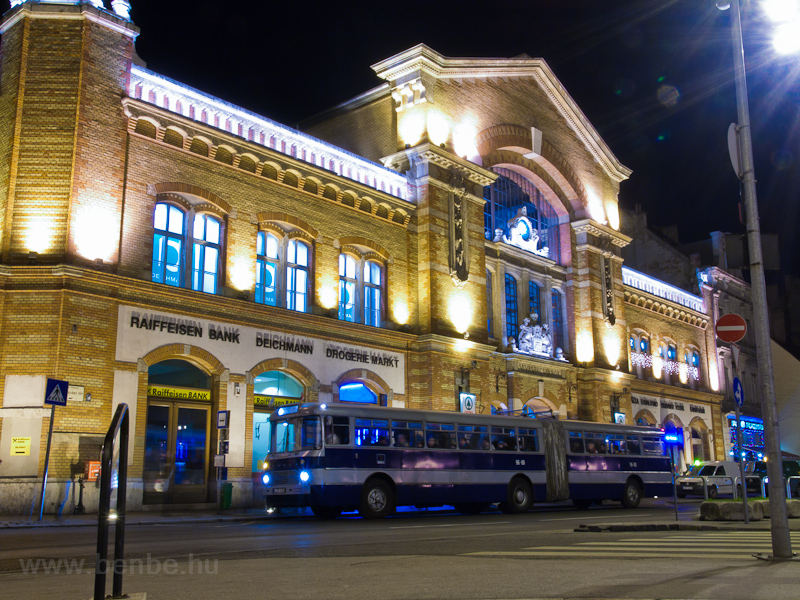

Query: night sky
[125,0,800,272]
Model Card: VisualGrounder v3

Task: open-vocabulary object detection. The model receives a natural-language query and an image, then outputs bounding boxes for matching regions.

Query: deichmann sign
[116,305,406,394]
[147,385,211,401]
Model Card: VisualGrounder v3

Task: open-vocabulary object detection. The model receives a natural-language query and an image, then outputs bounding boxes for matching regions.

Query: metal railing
[94,403,129,600]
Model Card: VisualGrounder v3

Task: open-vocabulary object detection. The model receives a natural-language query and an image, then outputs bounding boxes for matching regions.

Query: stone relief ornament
[502,207,549,258]
[449,168,469,287]
[510,313,565,361]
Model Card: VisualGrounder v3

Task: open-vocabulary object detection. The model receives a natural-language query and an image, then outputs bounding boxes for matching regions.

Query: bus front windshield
[271,416,322,453]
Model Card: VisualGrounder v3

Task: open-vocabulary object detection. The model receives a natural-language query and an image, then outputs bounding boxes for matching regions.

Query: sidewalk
[0,507,276,529]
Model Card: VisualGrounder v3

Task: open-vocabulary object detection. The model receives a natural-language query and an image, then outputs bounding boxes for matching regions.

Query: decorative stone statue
[514,313,553,358]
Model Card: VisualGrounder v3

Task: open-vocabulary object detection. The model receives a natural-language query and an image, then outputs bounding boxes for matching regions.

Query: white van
[675,461,743,498]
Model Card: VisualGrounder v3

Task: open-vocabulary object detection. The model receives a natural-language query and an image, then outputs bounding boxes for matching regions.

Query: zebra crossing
[466,531,800,560]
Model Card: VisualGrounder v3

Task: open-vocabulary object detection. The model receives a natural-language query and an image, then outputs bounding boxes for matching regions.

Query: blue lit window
[364,260,382,327]
[529,282,540,321]
[256,232,279,306]
[667,345,677,360]
[286,239,309,312]
[191,214,221,294]
[692,351,700,367]
[505,274,518,339]
[551,289,564,352]
[253,371,303,398]
[338,254,357,322]
[630,336,635,351]
[486,269,494,336]
[640,338,649,353]
[152,203,185,288]
[339,382,377,404]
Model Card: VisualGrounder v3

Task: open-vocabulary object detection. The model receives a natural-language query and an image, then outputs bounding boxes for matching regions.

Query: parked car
[675,461,742,498]
[744,460,800,497]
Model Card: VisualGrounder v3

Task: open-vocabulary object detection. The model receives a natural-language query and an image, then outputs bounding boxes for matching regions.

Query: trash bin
[221,483,233,510]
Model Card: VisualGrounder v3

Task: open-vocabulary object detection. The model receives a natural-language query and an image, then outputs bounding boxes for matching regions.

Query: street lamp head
[716,0,731,10]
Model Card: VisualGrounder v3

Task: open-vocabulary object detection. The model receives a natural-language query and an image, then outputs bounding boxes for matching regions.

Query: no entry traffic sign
[716,313,747,344]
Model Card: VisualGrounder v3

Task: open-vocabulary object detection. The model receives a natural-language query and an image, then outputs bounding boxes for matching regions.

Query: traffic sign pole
[38,404,55,522]
[732,351,749,524]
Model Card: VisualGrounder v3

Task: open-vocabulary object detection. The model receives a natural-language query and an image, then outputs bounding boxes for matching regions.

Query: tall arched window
[529,282,540,322]
[255,232,312,313]
[364,260,382,327]
[191,214,221,294]
[338,254,357,322]
[486,269,494,336]
[256,232,279,306]
[152,203,185,287]
[505,274,518,340]
[286,239,309,312]
[152,202,223,295]
[551,289,564,351]
[339,382,378,404]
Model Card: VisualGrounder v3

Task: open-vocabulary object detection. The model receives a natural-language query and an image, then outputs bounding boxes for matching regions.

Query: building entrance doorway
[144,359,212,505]
[144,402,210,505]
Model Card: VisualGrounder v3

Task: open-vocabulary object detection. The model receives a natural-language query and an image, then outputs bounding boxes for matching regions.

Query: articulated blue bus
[261,403,672,518]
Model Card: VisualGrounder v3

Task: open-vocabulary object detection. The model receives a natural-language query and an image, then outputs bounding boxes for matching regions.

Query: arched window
[529,282,540,322]
[191,214,221,294]
[152,202,223,295]
[256,232,279,306]
[286,239,309,312]
[640,337,649,353]
[152,203,185,287]
[505,274,518,340]
[339,382,378,404]
[253,370,303,398]
[483,170,561,263]
[338,254,357,322]
[551,289,564,352]
[338,254,384,327]
[255,232,311,313]
[364,260,382,327]
[486,269,494,336]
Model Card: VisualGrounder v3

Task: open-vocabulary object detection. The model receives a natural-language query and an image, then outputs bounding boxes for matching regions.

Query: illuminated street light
[717,0,798,559]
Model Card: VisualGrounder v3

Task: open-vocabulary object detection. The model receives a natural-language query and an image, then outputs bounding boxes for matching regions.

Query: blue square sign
[45,378,69,407]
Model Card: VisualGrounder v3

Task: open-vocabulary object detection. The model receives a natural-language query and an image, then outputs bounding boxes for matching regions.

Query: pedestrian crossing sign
[44,378,69,407]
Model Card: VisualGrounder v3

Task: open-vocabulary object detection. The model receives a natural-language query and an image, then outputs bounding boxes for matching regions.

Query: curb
[0,513,273,530]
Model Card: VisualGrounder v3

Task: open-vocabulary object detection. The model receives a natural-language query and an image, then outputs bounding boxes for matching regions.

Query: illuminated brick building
[0,1,724,513]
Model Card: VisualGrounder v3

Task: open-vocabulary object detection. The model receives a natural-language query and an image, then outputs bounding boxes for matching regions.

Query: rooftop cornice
[571,219,632,248]
[1,1,139,37]
[372,44,632,183]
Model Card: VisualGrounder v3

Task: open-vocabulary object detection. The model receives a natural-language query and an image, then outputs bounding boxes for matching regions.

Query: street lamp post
[724,0,792,559]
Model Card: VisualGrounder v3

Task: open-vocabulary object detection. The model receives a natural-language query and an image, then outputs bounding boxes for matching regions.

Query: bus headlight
[262,473,270,485]
[300,470,310,482]
[764,476,770,485]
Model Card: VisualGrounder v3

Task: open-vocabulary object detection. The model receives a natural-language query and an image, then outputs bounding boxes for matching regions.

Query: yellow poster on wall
[11,437,31,456]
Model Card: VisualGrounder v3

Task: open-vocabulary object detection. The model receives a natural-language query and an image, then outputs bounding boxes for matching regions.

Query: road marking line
[466,551,760,559]
[389,521,511,530]
[574,541,776,547]
[541,516,618,521]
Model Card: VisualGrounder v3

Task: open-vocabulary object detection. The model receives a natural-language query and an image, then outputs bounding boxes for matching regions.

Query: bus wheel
[311,506,342,519]
[621,479,642,508]
[360,479,395,519]
[501,478,533,514]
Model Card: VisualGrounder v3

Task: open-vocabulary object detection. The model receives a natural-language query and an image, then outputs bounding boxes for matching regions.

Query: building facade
[0,1,724,514]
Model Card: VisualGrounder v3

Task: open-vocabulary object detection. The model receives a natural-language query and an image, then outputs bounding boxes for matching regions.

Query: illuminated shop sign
[253,396,301,408]
[147,385,211,401]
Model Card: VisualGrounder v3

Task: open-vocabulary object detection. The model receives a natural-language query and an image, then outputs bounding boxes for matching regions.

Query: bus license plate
[682,486,692,490]
[272,488,286,494]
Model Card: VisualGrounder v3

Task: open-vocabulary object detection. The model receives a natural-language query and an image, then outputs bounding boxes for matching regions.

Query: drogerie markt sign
[116,305,406,394]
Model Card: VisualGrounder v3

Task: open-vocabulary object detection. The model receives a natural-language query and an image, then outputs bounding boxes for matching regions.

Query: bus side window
[584,434,602,454]
[458,425,488,450]
[392,421,412,447]
[492,427,516,450]
[626,435,641,455]
[519,428,539,452]
[355,419,389,446]
[568,431,584,453]
[642,436,665,456]
[608,435,625,454]
[325,416,350,446]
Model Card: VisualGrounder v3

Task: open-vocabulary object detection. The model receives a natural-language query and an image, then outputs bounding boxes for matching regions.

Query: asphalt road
[1,499,799,600]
